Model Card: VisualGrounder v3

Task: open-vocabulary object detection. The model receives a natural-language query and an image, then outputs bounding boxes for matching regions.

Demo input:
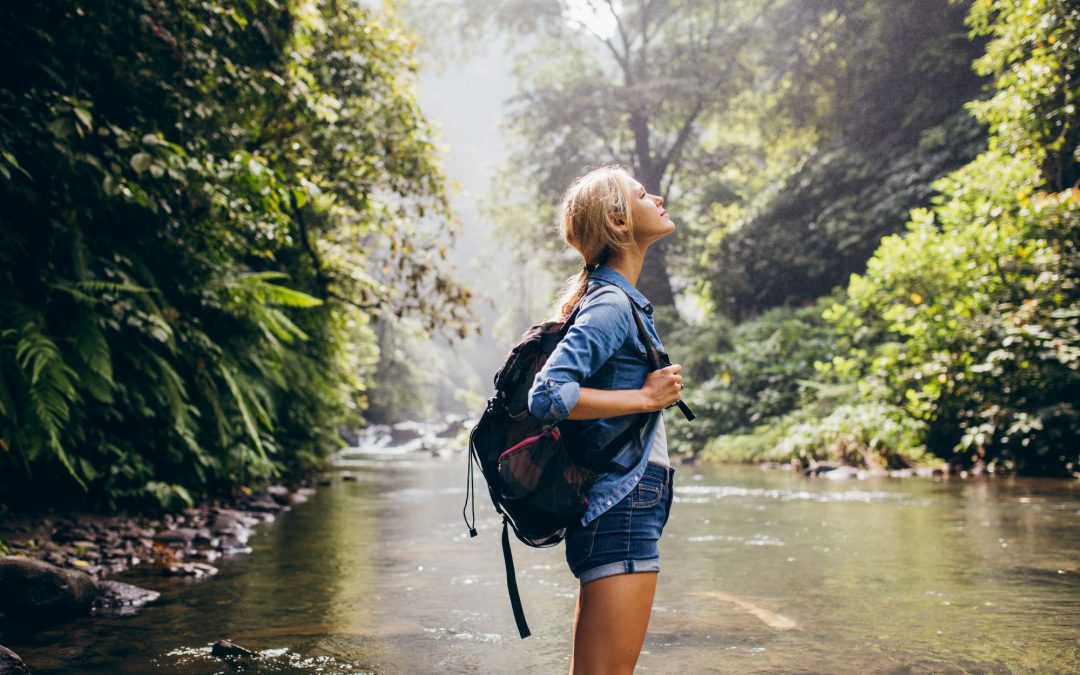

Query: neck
[606,245,646,287]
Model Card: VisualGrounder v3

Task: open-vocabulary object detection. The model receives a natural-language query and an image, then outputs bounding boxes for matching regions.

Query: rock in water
[0,646,30,675]
[0,556,98,618]
[823,465,861,480]
[92,580,161,616]
[211,639,256,658]
[266,485,291,506]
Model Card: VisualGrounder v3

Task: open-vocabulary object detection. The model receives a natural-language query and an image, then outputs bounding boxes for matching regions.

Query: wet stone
[211,639,256,658]
[266,485,291,506]
[0,556,99,618]
[0,645,30,675]
[92,580,160,617]
[217,534,250,553]
[165,561,218,578]
[153,528,199,546]
[243,494,284,513]
[290,487,315,505]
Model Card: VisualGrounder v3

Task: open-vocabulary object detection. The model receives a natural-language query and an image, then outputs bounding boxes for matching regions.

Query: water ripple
[676,484,916,504]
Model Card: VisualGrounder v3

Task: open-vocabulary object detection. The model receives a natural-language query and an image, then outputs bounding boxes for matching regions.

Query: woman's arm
[566,364,683,420]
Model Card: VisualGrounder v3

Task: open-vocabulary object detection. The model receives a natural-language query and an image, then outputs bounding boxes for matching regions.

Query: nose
[655,194,664,207]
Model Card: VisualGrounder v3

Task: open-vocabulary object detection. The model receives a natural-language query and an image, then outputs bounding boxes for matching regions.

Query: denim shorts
[565,463,675,585]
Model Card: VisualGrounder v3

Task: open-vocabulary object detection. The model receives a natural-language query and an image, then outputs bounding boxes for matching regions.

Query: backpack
[462,283,694,638]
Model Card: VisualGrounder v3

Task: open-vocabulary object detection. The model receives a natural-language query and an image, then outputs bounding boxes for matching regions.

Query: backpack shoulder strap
[577,287,659,471]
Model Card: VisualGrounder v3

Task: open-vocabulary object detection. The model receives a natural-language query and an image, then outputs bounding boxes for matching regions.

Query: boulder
[0,556,98,618]
[389,422,425,444]
[0,645,29,675]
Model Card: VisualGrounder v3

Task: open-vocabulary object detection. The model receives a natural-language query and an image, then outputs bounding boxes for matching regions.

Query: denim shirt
[526,266,665,526]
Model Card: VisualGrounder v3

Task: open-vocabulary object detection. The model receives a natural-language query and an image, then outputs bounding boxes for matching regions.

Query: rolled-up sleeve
[527,288,631,422]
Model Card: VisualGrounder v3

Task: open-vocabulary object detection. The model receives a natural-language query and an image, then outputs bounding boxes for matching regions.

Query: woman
[527,165,684,674]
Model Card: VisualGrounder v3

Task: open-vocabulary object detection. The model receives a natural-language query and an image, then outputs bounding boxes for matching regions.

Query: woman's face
[621,175,675,247]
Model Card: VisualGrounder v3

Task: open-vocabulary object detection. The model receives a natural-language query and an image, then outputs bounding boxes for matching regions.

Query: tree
[0,0,471,509]
[422,0,779,307]
[693,0,987,319]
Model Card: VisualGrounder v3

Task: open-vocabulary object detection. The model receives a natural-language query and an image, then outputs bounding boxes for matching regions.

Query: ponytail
[550,244,616,321]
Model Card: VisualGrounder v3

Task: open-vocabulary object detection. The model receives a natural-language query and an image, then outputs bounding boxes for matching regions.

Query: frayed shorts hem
[578,557,660,585]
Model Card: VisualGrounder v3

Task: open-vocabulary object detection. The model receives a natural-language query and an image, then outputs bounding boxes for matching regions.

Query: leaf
[47,118,69,139]
[73,106,92,130]
[219,363,267,461]
[130,152,152,174]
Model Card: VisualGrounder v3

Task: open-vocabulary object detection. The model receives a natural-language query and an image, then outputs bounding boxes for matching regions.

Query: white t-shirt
[647,413,669,467]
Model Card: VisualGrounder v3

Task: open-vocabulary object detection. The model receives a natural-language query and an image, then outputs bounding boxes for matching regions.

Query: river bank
[0,419,467,673]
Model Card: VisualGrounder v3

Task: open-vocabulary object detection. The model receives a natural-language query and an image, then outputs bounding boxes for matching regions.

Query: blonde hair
[551,165,637,321]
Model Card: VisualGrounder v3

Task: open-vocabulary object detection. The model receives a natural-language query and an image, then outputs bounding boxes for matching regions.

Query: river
[3,446,1079,674]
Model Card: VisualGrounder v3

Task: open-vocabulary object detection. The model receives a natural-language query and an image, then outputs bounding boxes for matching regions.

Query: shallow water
[3,450,1080,674]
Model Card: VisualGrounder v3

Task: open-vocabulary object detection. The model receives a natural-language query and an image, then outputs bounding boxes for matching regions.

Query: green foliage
[144,481,195,512]
[682,0,1079,478]
[817,0,1080,475]
[702,396,932,470]
[0,0,470,510]
[698,111,986,319]
[968,0,1080,191]
[668,304,839,454]
[771,401,932,470]
[695,0,987,319]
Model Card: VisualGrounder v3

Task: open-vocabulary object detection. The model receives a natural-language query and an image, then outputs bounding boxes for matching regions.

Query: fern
[70,307,115,403]
[227,271,324,308]
[218,362,269,462]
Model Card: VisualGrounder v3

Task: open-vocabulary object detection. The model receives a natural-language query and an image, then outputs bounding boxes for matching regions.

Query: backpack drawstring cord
[463,435,477,537]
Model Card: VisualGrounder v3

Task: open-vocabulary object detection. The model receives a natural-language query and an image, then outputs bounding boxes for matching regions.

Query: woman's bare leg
[569,572,658,675]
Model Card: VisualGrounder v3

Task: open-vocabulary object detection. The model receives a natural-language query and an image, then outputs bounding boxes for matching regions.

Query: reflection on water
[2,452,1079,674]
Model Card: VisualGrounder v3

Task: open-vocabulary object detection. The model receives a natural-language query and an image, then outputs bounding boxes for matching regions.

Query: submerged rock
[0,556,98,618]
[0,645,29,675]
[164,561,218,578]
